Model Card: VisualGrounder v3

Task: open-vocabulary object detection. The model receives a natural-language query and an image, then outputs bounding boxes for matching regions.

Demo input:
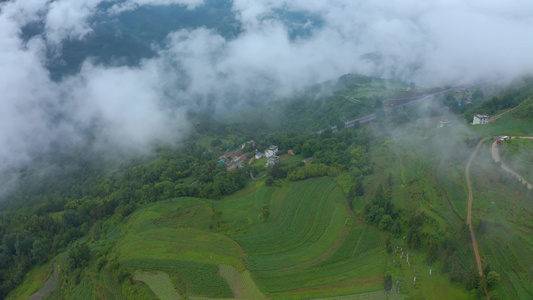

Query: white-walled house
[473,114,489,125]
[267,155,280,167]
[265,145,279,158]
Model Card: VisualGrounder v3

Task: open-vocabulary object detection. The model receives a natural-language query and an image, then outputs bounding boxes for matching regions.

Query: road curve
[465,136,533,298]
[491,137,533,189]
[465,138,488,277]
[27,261,58,300]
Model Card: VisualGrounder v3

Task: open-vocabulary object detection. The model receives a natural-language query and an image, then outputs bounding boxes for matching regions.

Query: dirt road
[27,261,58,300]
[491,137,533,189]
[465,138,488,277]
[465,136,533,299]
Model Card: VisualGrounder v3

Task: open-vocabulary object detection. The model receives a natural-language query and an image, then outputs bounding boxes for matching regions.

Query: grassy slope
[368,112,533,299]
[499,138,533,184]
[5,263,54,300]
[217,264,266,299]
[48,177,392,299]
[13,93,533,299]
[469,139,533,299]
[133,271,181,300]
[366,119,474,299]
[215,177,389,298]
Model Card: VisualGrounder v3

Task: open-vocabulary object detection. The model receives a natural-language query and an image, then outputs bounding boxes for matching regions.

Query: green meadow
[34,177,395,299]
[468,140,533,299]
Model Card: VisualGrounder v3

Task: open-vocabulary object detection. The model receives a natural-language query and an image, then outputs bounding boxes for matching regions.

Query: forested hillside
[2,76,533,299]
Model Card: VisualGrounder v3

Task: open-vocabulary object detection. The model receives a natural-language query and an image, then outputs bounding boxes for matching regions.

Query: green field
[217,264,266,299]
[133,271,181,300]
[51,177,397,299]
[15,111,533,299]
[469,141,533,299]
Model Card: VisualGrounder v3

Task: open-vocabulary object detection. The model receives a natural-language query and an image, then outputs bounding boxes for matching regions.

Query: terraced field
[91,177,389,299]
[226,178,387,298]
[133,271,181,299]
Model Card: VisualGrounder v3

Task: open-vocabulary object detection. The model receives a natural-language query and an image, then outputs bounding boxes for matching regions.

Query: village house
[473,114,489,125]
[264,145,280,167]
[265,145,278,158]
[220,148,245,171]
[267,155,280,167]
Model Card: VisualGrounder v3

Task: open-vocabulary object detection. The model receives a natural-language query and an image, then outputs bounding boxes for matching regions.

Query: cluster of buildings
[264,145,280,167]
[219,147,247,171]
[218,142,282,171]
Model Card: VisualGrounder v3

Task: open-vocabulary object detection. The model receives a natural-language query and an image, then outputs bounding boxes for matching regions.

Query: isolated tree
[391,221,402,235]
[260,205,270,222]
[265,175,274,187]
[477,276,488,297]
[464,266,480,290]
[407,226,421,249]
[269,163,285,179]
[384,274,392,292]
[427,241,438,263]
[379,214,393,231]
[385,237,392,254]
[487,271,501,288]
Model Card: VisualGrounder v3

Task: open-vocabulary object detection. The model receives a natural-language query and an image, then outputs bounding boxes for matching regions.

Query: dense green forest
[2,75,533,299]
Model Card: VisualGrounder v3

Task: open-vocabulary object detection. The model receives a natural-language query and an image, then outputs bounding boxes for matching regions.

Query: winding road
[491,137,533,189]
[465,138,488,277]
[465,135,533,300]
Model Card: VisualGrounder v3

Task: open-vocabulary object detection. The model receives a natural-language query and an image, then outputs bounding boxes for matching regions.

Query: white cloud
[2,0,533,182]
[44,0,102,45]
[231,0,533,85]
[108,0,204,14]
[61,61,189,153]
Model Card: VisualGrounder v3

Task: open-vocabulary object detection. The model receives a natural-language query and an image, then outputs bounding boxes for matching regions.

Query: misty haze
[0,0,532,299]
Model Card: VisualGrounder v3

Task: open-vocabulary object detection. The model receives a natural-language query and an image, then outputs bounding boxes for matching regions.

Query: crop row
[133,271,181,300]
[217,265,265,299]
[318,223,366,266]
[235,178,335,255]
[239,181,338,269]
[254,250,384,293]
[118,227,245,271]
[253,186,275,210]
[246,202,348,271]
[121,258,233,297]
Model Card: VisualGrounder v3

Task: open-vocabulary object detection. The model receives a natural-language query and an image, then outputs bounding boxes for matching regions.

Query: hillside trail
[491,136,533,189]
[249,171,266,180]
[488,97,530,123]
[466,135,533,300]
[465,138,488,278]
[27,261,58,300]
